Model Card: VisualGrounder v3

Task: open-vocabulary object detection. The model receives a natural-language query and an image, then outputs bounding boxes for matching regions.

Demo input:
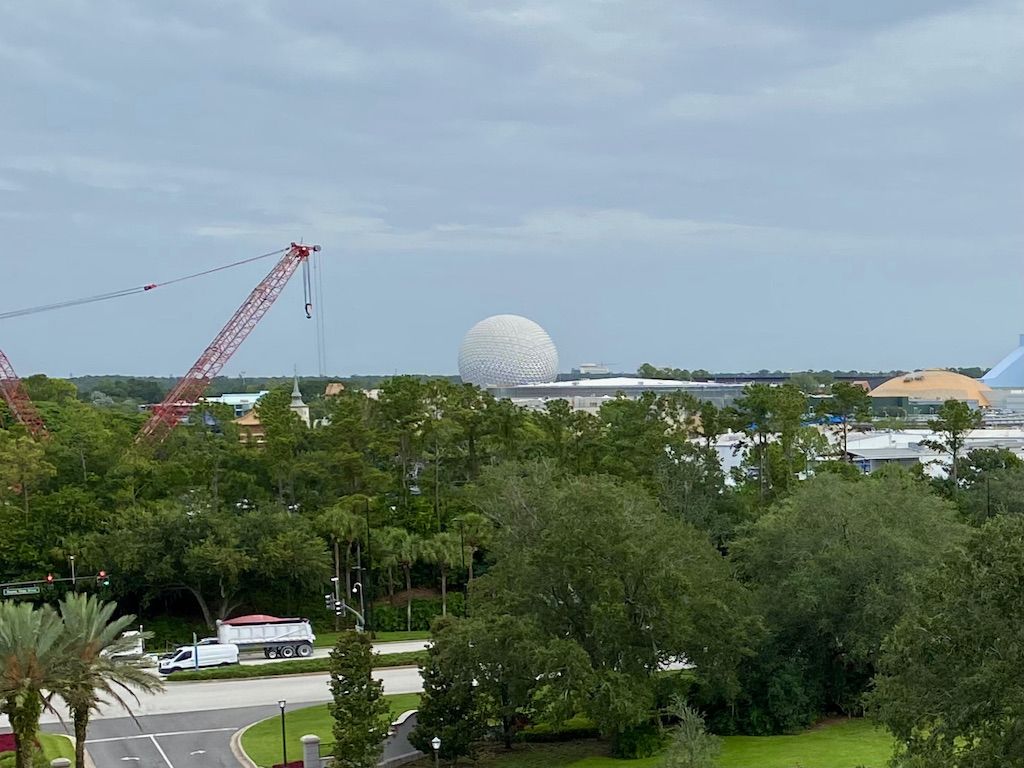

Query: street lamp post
[431,736,441,768]
[278,700,287,766]
[352,583,365,629]
[69,555,76,586]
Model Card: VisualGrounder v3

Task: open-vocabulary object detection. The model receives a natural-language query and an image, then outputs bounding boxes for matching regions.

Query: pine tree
[410,617,486,766]
[328,631,392,768]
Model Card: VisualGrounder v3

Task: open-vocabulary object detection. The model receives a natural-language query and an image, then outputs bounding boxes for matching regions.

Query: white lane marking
[189,751,206,756]
[87,727,236,743]
[150,734,175,768]
[120,759,141,762]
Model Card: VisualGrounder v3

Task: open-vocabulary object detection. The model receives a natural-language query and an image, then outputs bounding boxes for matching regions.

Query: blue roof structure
[982,335,1024,388]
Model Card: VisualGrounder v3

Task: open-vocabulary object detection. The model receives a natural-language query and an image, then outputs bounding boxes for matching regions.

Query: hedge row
[370,594,465,632]
[165,650,427,681]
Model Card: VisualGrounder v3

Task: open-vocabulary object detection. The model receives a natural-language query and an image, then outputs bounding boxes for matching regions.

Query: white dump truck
[216,614,316,659]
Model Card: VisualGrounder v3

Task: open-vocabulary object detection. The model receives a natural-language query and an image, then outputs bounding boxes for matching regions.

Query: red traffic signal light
[45,573,54,584]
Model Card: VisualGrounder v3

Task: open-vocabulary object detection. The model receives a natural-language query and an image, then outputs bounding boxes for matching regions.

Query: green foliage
[869,516,1024,768]
[732,383,808,503]
[410,617,487,764]
[328,631,392,768]
[58,594,163,767]
[516,716,600,743]
[97,500,329,628]
[953,449,1024,522]
[921,399,984,489]
[661,696,721,768]
[471,463,757,737]
[0,601,72,768]
[722,472,968,734]
[611,723,666,759]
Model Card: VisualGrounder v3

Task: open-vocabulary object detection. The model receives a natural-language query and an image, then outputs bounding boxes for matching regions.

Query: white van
[157,643,240,674]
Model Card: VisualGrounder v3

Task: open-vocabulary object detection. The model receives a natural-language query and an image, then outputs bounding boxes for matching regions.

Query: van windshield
[174,650,193,663]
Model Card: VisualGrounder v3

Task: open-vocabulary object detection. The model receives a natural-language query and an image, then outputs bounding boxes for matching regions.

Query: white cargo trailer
[216,614,316,659]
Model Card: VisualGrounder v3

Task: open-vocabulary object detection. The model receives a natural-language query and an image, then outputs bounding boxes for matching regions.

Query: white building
[203,391,269,417]
[488,376,747,414]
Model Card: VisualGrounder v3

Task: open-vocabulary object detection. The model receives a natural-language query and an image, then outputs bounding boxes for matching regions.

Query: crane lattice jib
[138,243,320,444]
[0,346,48,438]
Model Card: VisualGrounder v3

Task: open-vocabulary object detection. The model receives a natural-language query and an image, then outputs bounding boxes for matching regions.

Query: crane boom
[0,346,47,438]
[138,243,321,444]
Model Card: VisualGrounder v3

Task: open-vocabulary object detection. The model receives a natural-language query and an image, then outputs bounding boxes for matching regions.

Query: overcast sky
[1,0,1021,379]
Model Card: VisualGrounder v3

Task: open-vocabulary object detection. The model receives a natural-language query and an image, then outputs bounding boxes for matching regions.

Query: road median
[165,650,427,681]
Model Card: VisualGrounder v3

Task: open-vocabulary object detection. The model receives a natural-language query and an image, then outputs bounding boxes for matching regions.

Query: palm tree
[317,503,365,627]
[0,601,72,768]
[421,532,467,616]
[455,513,494,581]
[57,594,164,768]
[382,528,420,631]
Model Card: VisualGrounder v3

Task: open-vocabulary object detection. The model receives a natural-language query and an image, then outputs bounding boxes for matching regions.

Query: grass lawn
[241,693,421,767]
[403,718,893,768]
[0,733,75,767]
[314,630,431,647]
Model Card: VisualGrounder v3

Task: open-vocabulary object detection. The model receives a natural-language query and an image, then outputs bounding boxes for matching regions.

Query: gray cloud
[0,0,1020,377]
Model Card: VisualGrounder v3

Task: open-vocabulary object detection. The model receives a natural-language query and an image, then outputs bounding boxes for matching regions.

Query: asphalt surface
[45,703,419,768]
[3,643,428,768]
[59,707,275,768]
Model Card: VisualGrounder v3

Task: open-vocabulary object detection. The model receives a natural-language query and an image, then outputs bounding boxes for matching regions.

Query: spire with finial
[290,369,311,426]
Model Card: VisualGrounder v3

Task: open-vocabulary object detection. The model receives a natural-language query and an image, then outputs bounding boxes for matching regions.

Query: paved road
[42,705,419,768]
[63,707,273,768]
[5,665,425,767]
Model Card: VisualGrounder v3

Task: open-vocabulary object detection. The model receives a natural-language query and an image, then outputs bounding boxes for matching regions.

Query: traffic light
[97,570,110,587]
[45,573,54,585]
[324,594,333,612]
[334,600,343,616]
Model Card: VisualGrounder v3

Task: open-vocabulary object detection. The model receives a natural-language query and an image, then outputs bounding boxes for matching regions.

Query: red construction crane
[138,243,321,445]
[0,346,47,438]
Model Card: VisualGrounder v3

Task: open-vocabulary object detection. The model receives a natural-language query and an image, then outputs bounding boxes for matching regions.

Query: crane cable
[0,247,289,322]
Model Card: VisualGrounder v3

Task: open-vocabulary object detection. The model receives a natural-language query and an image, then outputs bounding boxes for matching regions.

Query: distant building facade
[488,376,747,414]
[203,391,269,418]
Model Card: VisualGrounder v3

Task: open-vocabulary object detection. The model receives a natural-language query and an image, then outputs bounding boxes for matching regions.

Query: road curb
[165,663,425,684]
[230,722,258,768]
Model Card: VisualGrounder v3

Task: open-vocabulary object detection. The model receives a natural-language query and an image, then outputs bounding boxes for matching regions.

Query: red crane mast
[0,346,48,438]
[138,243,320,444]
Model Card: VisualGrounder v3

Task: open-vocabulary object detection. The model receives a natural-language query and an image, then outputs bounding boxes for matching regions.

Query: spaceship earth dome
[458,314,559,387]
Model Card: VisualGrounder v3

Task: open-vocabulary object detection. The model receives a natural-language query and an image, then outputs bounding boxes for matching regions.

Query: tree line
[2,375,1022,766]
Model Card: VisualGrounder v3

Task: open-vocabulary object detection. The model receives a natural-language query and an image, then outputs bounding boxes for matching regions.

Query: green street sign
[3,586,41,597]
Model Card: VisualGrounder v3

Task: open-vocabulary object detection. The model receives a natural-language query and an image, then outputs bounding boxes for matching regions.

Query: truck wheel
[297,643,313,658]
[281,645,296,658]
[267,648,279,659]
[264,648,271,659]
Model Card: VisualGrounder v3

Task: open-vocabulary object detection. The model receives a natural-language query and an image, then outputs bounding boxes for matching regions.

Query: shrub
[371,595,465,632]
[517,716,600,743]
[612,723,666,759]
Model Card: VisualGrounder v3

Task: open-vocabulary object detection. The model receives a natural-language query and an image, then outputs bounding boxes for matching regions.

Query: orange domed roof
[870,369,992,407]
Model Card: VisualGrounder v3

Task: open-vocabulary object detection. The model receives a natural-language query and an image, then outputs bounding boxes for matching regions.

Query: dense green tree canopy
[725,470,969,732]
[869,516,1024,768]
[471,462,758,735]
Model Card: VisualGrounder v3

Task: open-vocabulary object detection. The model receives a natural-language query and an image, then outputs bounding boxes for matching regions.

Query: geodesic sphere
[458,315,559,388]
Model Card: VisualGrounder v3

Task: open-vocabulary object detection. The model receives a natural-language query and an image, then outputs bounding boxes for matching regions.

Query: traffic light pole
[0,572,111,589]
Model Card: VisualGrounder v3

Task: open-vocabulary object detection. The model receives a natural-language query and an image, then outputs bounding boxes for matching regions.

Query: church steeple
[290,373,311,427]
